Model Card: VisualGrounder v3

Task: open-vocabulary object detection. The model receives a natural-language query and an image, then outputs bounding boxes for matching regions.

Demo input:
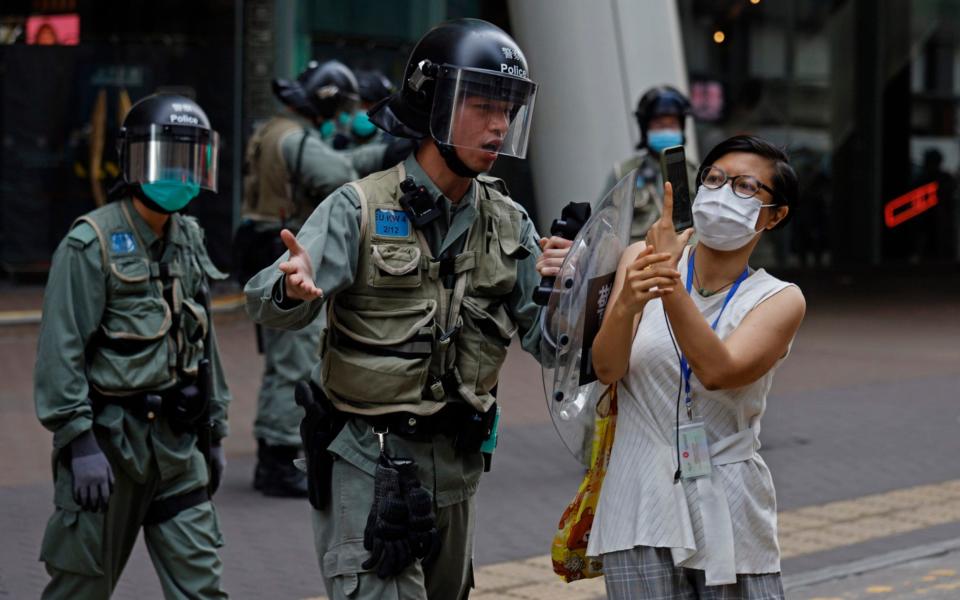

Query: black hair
[697,134,798,229]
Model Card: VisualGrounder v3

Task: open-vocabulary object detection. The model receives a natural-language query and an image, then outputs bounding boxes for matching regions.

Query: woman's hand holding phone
[646,182,694,268]
[615,245,681,317]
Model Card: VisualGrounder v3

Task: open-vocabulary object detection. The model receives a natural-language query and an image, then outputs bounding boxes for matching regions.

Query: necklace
[693,263,739,297]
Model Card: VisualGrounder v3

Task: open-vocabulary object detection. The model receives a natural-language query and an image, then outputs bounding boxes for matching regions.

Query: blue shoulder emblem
[375,209,410,238]
[110,232,137,254]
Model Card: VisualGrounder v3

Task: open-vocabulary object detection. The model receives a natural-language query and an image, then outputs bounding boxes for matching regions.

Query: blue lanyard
[679,249,748,417]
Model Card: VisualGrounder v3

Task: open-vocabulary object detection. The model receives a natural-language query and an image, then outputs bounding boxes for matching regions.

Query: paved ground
[1,267,958,598]
[787,543,960,599]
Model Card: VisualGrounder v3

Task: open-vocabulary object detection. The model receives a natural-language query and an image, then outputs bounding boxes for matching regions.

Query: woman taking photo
[589,135,806,599]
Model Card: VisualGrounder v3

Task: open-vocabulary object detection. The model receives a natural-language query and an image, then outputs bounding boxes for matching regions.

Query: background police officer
[35,93,231,599]
[244,18,569,600]
[239,59,363,497]
[347,70,396,147]
[602,85,699,241]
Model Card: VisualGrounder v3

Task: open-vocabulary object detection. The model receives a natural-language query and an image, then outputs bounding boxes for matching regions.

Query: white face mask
[692,184,775,251]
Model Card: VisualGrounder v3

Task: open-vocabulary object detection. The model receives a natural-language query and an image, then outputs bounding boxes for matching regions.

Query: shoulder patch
[66,223,98,249]
[109,231,137,254]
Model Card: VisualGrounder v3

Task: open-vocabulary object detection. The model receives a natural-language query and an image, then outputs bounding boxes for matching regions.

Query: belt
[355,402,481,441]
[670,427,760,586]
[90,388,182,423]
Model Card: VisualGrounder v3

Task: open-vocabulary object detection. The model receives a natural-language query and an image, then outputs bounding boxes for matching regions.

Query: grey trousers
[253,319,322,447]
[312,457,475,600]
[603,546,784,600]
[40,450,226,600]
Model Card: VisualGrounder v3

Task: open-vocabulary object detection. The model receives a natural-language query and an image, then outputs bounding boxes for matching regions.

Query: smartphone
[659,145,694,232]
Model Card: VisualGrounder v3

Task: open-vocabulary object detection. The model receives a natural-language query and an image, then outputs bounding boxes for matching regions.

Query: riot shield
[541,169,637,464]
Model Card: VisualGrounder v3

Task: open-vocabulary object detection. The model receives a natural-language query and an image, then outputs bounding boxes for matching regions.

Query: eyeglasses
[699,165,778,203]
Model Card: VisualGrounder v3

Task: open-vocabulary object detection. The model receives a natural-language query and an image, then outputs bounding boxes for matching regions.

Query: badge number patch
[110,232,137,254]
[375,209,410,238]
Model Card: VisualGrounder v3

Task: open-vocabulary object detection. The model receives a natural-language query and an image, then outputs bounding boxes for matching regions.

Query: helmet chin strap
[438,142,479,178]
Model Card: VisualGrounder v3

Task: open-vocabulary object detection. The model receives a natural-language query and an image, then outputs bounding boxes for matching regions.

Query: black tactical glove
[209,444,226,496]
[69,429,114,512]
[361,456,413,578]
[395,459,441,564]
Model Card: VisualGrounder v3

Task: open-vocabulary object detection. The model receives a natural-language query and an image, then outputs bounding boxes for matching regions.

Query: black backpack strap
[289,127,310,221]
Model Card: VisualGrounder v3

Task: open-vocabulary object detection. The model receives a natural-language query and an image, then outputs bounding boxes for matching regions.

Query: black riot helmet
[368,18,538,174]
[116,93,219,193]
[273,60,360,122]
[634,85,692,149]
[355,70,396,105]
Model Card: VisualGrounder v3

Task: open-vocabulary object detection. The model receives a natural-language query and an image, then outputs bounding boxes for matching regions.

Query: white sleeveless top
[588,246,797,585]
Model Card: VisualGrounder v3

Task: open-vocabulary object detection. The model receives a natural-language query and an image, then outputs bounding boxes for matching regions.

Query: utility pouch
[164,378,210,434]
[398,176,442,229]
[454,401,499,455]
[480,404,501,472]
[296,380,346,511]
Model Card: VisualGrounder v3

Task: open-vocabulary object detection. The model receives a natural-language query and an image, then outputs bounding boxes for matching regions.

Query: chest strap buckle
[436,322,461,352]
[426,369,463,401]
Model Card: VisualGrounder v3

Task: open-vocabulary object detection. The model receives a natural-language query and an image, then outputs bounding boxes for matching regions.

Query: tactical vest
[241,115,308,224]
[70,199,227,396]
[320,164,530,417]
[612,150,699,242]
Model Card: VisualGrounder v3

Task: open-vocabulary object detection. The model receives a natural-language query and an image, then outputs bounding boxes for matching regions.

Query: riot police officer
[244,19,569,600]
[601,85,699,241]
[348,70,396,146]
[341,70,416,175]
[239,59,364,498]
[35,93,230,599]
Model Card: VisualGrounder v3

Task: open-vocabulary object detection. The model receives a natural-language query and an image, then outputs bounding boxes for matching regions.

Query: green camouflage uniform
[35,198,231,599]
[602,148,700,242]
[245,154,546,599]
[242,114,358,447]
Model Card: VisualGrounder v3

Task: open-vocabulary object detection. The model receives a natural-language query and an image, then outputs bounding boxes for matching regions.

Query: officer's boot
[253,439,309,498]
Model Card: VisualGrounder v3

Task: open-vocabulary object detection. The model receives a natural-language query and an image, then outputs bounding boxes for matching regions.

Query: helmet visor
[430,67,537,159]
[124,124,220,192]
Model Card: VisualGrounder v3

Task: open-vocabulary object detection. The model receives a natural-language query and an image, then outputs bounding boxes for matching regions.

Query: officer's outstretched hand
[536,236,574,277]
[278,229,324,302]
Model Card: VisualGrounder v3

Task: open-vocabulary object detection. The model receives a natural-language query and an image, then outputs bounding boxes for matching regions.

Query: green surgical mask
[320,120,335,139]
[141,180,200,213]
[351,111,377,139]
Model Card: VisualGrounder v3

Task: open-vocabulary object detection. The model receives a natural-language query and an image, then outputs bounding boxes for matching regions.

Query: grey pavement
[1,268,959,598]
[786,541,960,599]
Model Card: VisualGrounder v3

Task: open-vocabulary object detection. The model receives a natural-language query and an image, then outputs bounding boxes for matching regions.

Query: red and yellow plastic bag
[551,385,618,582]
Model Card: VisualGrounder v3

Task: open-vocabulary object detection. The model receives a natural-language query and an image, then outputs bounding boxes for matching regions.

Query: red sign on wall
[884,182,939,228]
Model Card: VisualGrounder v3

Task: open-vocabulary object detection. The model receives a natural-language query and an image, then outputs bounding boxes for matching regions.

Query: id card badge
[677,421,712,480]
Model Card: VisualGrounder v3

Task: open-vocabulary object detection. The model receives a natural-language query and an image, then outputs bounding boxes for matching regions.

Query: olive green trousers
[39,440,226,600]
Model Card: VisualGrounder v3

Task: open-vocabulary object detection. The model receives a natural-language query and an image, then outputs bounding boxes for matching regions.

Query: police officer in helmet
[348,69,396,146]
[602,85,699,241]
[276,59,362,144]
[240,60,365,498]
[35,93,231,598]
[245,18,570,599]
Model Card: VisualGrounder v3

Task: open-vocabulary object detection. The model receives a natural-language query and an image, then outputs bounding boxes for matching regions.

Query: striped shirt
[588,246,797,582]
